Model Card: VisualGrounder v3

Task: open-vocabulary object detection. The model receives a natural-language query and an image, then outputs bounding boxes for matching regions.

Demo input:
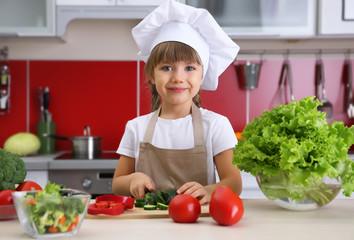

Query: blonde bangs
[145,41,202,78]
[154,41,202,64]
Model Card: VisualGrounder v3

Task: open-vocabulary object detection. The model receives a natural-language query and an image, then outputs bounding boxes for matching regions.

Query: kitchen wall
[1,19,354,151]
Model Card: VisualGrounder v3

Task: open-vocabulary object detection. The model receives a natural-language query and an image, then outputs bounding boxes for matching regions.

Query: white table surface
[2,199,354,240]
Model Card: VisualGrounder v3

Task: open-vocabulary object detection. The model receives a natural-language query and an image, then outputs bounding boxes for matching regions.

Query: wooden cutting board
[86,204,210,219]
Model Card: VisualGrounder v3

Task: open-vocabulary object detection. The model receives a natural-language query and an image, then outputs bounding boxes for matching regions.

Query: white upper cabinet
[116,0,169,5]
[56,0,168,6]
[186,0,316,38]
[1,0,354,38]
[56,0,185,36]
[319,0,354,35]
[0,0,55,37]
[56,0,114,5]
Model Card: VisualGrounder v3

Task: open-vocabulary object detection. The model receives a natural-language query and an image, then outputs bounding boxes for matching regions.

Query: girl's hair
[144,41,202,112]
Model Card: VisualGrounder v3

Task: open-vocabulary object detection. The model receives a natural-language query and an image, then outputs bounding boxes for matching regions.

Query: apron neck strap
[143,103,205,147]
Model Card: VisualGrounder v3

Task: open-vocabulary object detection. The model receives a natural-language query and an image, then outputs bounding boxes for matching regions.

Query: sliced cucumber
[156,202,168,210]
[135,198,147,203]
[134,202,145,207]
[144,205,157,210]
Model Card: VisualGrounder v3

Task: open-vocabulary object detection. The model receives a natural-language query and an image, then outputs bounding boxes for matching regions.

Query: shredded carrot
[73,215,79,227]
[68,223,73,232]
[25,199,37,205]
[48,226,58,233]
[58,216,66,225]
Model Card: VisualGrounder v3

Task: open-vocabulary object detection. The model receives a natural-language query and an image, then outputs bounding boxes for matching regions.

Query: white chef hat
[132,0,240,91]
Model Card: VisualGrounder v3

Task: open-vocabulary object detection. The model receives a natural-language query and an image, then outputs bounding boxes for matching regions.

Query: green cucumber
[134,202,145,208]
[144,205,157,210]
[156,202,168,210]
[135,198,147,203]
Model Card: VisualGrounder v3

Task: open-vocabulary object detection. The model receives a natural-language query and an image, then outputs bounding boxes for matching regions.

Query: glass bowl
[12,189,91,238]
[0,204,17,220]
[256,173,341,211]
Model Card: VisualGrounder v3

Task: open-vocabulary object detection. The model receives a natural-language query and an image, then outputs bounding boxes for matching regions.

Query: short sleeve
[117,120,136,158]
[211,116,238,156]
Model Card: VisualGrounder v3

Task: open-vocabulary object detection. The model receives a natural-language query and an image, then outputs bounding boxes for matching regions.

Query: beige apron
[137,103,208,192]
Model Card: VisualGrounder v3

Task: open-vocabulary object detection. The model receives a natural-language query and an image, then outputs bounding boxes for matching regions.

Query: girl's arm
[178,148,242,204]
[112,155,155,199]
[210,148,242,195]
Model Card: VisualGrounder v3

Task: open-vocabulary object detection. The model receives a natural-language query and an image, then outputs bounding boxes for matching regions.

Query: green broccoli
[0,147,27,190]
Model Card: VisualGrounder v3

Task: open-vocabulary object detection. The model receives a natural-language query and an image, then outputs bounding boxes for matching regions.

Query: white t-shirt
[117,108,237,184]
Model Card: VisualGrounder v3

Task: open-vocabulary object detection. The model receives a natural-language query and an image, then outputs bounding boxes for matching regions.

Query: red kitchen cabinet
[28,61,137,151]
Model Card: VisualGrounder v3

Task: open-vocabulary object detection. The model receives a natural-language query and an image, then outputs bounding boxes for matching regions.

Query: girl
[112,0,242,204]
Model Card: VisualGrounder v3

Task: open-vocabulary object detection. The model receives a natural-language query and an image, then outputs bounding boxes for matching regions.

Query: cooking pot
[44,126,102,159]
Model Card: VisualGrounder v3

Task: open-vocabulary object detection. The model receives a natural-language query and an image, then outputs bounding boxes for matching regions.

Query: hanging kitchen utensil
[44,126,102,159]
[345,56,354,118]
[236,60,262,90]
[316,59,334,120]
[235,59,262,124]
[270,59,294,109]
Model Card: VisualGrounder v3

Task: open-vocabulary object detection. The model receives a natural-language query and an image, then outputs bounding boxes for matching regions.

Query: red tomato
[16,181,42,191]
[168,194,201,223]
[209,185,244,226]
[0,190,16,205]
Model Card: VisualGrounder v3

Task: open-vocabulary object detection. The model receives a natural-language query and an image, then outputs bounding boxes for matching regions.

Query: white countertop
[2,199,354,240]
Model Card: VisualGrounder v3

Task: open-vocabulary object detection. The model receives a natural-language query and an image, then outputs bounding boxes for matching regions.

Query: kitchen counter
[22,152,354,171]
[22,152,119,170]
[1,199,354,240]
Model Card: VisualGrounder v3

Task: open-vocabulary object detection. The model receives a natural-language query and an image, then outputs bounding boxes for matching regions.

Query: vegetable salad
[24,182,86,234]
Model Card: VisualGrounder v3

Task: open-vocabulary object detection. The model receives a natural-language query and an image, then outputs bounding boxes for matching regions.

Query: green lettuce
[233,96,354,202]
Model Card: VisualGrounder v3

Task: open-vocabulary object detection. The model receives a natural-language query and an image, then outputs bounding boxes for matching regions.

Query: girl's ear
[149,74,155,84]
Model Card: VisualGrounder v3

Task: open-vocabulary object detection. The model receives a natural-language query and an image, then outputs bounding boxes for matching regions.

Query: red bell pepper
[87,195,135,215]
[88,202,125,215]
[95,195,134,209]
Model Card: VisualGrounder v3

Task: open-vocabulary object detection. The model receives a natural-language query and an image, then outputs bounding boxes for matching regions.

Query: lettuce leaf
[233,96,354,198]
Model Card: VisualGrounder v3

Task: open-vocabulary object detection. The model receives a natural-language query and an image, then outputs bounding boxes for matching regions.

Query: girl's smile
[168,87,188,93]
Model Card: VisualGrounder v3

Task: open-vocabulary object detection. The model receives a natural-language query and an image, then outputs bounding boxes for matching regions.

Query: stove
[49,151,120,198]
[54,151,120,160]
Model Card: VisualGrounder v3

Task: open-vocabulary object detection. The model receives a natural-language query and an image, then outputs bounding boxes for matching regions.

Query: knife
[43,87,51,122]
[38,87,45,122]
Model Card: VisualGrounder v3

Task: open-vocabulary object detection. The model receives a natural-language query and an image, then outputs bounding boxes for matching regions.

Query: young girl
[112,0,242,204]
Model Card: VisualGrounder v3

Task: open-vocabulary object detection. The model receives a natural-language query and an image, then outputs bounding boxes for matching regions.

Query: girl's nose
[171,68,185,83]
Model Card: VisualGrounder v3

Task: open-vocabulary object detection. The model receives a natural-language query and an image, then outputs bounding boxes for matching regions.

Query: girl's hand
[130,172,155,199]
[177,181,210,205]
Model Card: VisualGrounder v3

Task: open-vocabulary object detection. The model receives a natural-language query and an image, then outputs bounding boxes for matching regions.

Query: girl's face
[150,60,203,108]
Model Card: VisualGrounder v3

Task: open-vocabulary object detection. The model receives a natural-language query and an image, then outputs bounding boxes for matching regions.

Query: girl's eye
[186,66,195,71]
[161,66,172,71]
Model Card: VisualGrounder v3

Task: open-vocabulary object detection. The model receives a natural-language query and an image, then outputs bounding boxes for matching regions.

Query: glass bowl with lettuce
[12,182,91,238]
[233,96,354,211]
